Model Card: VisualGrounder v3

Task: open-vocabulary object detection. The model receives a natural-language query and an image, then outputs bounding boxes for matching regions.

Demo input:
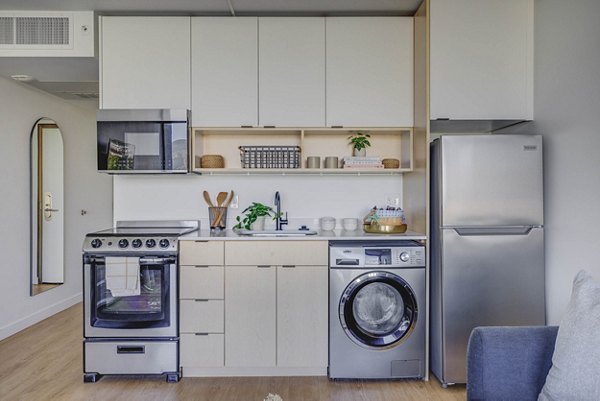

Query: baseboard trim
[0,292,82,341]
[182,366,327,377]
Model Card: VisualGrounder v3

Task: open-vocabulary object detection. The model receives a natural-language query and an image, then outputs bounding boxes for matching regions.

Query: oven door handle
[84,256,175,265]
[139,257,176,264]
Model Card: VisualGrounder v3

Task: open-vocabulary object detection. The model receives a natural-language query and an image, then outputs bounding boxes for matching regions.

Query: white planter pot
[251,216,266,231]
[353,148,366,157]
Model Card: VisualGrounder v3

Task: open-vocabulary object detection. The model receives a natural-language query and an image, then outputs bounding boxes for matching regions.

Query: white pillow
[538,270,600,401]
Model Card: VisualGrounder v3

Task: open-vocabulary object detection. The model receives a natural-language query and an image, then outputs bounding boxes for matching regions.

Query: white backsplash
[113,174,403,229]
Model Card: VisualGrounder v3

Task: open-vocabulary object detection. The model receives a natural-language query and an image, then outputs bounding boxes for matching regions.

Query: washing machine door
[339,271,418,348]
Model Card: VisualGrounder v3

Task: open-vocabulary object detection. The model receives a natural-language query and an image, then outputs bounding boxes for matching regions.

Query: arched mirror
[30,118,64,296]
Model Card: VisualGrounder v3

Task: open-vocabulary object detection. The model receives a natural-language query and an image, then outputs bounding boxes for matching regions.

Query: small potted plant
[348,131,371,156]
[233,202,275,231]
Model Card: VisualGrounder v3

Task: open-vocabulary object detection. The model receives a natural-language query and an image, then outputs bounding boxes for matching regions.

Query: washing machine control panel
[330,241,425,268]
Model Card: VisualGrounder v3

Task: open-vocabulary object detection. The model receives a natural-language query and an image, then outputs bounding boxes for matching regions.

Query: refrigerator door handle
[452,226,540,236]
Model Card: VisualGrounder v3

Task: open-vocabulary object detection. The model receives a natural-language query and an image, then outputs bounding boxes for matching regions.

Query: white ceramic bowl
[320,216,336,231]
[342,218,359,231]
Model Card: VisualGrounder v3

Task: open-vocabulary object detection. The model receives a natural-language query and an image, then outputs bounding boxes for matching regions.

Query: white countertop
[178,229,426,241]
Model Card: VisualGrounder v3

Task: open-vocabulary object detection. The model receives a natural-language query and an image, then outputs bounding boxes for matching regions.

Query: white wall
[113,175,403,230]
[534,0,600,324]
[0,77,112,340]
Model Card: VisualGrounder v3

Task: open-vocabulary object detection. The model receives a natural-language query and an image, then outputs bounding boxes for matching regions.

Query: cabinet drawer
[180,333,224,368]
[225,241,327,266]
[180,300,224,333]
[180,266,224,299]
[180,241,224,266]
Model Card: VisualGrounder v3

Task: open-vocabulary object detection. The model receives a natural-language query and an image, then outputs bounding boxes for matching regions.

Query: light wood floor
[0,304,466,401]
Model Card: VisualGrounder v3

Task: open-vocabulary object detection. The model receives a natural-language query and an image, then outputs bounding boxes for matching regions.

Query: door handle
[453,226,536,236]
[43,192,59,221]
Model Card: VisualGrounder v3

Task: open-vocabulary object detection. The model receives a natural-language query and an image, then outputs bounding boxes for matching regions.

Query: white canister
[342,218,359,231]
[320,216,336,231]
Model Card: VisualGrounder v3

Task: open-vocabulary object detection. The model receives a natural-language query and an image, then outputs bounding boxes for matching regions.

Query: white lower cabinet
[277,265,328,368]
[180,240,328,375]
[225,265,277,367]
[180,333,224,368]
[179,243,225,371]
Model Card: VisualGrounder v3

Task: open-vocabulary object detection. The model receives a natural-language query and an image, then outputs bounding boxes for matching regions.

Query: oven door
[84,256,177,338]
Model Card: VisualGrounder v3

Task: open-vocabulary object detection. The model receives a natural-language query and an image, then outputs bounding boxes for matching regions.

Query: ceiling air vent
[0,17,14,45]
[16,16,70,46]
[0,12,93,57]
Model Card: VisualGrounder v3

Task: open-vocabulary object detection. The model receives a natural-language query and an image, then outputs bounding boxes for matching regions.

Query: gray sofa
[466,326,558,401]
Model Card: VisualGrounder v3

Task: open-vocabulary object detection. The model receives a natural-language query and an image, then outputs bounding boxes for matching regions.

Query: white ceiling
[0,0,422,103]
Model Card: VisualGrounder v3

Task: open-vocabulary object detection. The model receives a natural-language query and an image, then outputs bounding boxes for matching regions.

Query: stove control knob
[399,252,410,262]
[90,238,102,248]
[159,239,170,249]
[146,239,156,248]
[118,239,129,248]
[132,239,142,248]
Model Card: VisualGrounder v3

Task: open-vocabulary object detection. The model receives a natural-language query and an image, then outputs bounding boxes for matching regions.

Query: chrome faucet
[274,191,288,231]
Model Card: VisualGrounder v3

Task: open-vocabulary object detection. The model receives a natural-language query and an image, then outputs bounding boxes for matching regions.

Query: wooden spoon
[214,190,234,228]
[216,191,228,207]
[203,190,214,207]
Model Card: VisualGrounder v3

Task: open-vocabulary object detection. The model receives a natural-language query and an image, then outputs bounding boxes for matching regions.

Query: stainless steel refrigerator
[430,134,545,386]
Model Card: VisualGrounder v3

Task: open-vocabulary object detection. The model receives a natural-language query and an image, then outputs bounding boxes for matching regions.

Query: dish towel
[104,256,140,297]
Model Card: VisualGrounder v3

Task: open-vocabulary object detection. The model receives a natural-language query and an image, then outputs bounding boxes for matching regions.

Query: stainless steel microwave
[97,109,189,174]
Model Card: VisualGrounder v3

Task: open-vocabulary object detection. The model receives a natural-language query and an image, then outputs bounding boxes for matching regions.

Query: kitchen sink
[235,229,318,237]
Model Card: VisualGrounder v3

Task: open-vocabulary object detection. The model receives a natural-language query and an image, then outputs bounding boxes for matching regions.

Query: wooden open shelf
[191,127,413,175]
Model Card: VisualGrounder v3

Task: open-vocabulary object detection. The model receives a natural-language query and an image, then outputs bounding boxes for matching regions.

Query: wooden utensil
[213,190,234,228]
[203,190,214,207]
[216,191,228,207]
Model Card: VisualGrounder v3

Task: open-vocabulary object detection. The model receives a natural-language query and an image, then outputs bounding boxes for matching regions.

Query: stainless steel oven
[82,220,199,383]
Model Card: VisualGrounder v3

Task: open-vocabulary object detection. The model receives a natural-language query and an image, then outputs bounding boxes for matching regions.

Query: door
[339,271,418,348]
[100,16,191,109]
[440,227,545,383]
[326,17,414,127]
[84,257,177,338]
[191,17,258,127]
[225,265,276,367]
[40,125,64,283]
[258,17,325,127]
[440,135,543,226]
[277,265,328,368]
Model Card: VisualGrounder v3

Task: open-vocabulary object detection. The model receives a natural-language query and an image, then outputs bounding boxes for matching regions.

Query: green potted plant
[348,131,371,156]
[233,202,275,231]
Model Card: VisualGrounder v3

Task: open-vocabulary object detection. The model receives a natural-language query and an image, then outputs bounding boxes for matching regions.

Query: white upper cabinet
[191,17,258,127]
[258,17,326,127]
[430,0,534,120]
[326,17,414,127]
[100,17,191,109]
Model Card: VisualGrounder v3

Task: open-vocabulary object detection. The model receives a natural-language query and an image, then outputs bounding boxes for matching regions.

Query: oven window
[91,263,170,328]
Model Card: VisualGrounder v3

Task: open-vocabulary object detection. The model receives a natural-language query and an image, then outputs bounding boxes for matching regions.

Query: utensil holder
[209,207,227,229]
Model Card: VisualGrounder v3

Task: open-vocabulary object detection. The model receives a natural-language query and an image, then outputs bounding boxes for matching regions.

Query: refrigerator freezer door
[440,135,543,226]
[439,226,545,384]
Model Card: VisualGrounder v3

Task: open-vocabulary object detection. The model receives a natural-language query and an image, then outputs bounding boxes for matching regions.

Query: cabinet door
[258,17,325,127]
[225,265,276,367]
[179,241,224,266]
[277,265,328,368]
[191,17,258,127]
[430,0,533,120]
[326,17,414,127]
[100,16,191,109]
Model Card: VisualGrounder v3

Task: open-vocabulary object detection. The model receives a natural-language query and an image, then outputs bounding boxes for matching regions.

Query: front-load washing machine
[329,240,425,379]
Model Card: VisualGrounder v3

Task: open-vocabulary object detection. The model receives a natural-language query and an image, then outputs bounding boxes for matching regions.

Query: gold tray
[363,223,407,234]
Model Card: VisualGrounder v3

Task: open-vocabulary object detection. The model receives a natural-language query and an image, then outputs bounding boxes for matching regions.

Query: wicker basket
[382,158,400,169]
[201,155,225,168]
